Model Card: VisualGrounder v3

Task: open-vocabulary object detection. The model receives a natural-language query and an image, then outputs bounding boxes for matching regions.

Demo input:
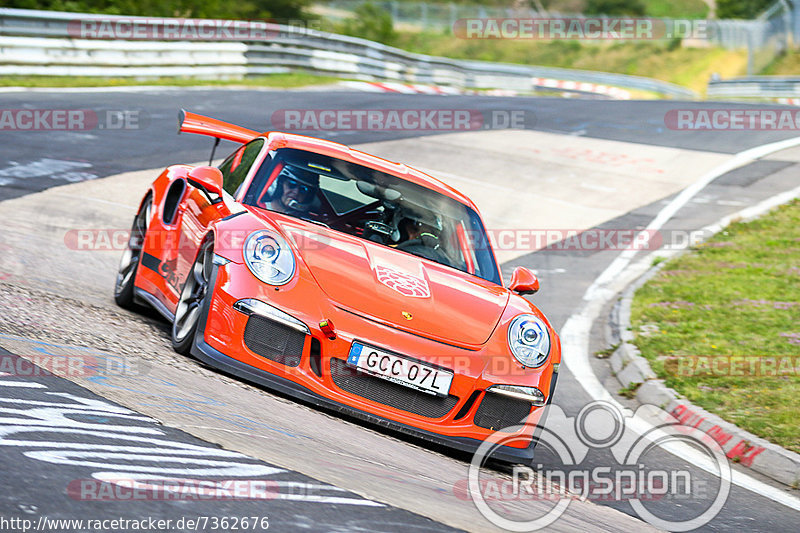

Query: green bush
[337,2,396,45]
[716,0,774,19]
[585,0,646,16]
[667,36,683,51]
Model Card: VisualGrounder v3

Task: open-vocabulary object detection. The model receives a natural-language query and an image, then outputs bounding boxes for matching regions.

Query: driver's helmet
[401,209,443,247]
[267,164,320,210]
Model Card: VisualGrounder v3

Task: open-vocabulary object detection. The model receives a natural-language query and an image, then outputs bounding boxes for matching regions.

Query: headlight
[508,314,550,368]
[243,230,295,285]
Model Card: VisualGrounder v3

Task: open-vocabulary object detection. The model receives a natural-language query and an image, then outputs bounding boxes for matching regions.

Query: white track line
[562,136,800,512]
[588,135,800,298]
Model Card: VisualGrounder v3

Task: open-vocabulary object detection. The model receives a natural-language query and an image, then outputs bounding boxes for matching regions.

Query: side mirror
[509,266,539,295]
[187,166,224,197]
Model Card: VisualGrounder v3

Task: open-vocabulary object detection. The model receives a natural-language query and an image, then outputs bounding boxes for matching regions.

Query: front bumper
[191,263,558,463]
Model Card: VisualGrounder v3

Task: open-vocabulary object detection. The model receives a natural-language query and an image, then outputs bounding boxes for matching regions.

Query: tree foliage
[716,0,774,19]
[338,2,396,45]
[584,0,646,16]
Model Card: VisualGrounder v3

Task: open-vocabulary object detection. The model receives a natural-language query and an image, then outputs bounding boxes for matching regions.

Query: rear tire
[114,197,151,309]
[171,238,214,355]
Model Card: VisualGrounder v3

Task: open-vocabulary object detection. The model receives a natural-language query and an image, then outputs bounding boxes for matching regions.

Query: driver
[267,165,319,216]
[396,214,450,265]
[401,218,439,247]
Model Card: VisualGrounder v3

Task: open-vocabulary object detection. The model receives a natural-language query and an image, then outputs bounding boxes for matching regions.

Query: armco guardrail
[0,8,696,99]
[708,76,800,99]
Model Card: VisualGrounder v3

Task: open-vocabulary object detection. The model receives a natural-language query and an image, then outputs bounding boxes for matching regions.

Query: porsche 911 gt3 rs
[114,110,560,462]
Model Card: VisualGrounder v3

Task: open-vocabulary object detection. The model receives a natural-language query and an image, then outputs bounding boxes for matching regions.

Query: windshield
[242,148,501,285]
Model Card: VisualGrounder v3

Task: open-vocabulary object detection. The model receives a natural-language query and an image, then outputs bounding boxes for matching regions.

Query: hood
[275,218,509,347]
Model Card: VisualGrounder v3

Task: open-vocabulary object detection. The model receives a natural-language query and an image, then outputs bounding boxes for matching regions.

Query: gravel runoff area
[0,278,263,394]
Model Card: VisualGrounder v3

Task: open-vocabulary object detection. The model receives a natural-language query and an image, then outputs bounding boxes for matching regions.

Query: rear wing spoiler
[178,109,260,145]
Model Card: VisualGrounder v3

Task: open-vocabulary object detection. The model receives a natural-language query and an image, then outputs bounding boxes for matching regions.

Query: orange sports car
[114,110,560,462]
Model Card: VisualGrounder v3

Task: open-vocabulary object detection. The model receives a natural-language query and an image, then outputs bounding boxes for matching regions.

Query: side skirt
[134,287,175,323]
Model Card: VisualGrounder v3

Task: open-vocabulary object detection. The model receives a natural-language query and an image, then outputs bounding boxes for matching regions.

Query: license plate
[347,342,453,397]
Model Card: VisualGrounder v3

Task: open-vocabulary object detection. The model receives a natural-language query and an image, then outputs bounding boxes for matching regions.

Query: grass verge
[642,0,710,19]
[392,31,746,94]
[630,200,800,453]
[0,72,339,89]
[761,52,800,76]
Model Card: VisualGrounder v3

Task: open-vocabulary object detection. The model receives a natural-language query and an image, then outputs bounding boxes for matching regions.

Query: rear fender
[134,165,206,309]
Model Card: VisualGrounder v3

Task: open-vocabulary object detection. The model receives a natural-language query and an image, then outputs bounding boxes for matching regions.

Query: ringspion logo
[462,401,731,531]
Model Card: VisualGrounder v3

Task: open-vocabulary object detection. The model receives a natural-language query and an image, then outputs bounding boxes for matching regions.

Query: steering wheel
[397,235,452,266]
[363,221,398,243]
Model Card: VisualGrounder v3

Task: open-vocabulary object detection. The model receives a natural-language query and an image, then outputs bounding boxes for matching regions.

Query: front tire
[171,237,214,355]
[114,197,151,309]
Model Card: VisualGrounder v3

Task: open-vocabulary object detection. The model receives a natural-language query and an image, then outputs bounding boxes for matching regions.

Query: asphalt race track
[0,89,795,203]
[1,87,799,532]
[0,347,453,532]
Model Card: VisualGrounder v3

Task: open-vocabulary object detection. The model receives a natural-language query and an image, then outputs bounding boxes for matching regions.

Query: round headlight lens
[508,314,551,368]
[244,230,295,285]
[523,328,539,344]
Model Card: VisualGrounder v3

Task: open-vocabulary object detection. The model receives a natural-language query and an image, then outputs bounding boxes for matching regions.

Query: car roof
[264,131,480,212]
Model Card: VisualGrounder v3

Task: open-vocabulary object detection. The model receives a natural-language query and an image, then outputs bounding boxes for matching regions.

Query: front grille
[330,358,459,419]
[243,315,306,367]
[473,392,532,430]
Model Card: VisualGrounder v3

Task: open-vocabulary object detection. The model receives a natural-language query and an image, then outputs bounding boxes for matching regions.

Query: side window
[219,138,265,195]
